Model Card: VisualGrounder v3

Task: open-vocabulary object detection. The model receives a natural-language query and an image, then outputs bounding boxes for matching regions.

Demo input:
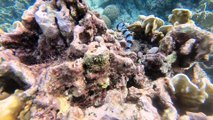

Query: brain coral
[101,15,112,28]
[103,4,120,21]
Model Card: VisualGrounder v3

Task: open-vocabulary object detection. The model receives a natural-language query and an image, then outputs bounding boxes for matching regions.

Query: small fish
[116,22,134,50]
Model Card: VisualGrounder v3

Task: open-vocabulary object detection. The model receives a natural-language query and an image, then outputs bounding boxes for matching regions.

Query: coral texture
[103,4,120,21]
[0,0,213,120]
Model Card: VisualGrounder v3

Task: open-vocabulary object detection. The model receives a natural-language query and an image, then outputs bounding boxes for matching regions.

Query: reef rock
[0,0,213,120]
[159,24,213,67]
[168,8,194,25]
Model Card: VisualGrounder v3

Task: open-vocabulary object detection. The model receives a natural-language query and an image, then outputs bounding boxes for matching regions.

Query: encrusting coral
[0,0,213,119]
[169,73,208,109]
[168,63,213,112]
[192,1,213,32]
[168,8,194,25]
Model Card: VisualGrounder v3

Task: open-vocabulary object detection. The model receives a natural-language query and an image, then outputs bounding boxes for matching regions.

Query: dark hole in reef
[79,31,91,44]
[200,103,213,115]
[72,95,92,108]
[127,76,141,88]
[72,95,86,103]
[144,66,165,80]
[0,72,31,94]
[152,95,167,115]
[19,55,37,65]
[88,90,95,96]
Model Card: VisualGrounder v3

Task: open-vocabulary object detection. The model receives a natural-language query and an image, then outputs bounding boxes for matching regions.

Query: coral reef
[160,24,213,67]
[103,4,120,21]
[192,1,213,32]
[168,8,194,25]
[0,0,213,120]
[85,0,202,29]
[193,11,213,32]
[168,63,213,112]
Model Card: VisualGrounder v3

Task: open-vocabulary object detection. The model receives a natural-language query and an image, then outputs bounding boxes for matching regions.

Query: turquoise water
[0,0,35,32]
[86,0,212,31]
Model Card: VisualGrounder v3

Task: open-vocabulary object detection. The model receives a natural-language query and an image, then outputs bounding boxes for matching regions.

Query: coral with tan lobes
[0,0,213,120]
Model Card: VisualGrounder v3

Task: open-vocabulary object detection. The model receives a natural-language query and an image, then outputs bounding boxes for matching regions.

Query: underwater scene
[0,0,213,120]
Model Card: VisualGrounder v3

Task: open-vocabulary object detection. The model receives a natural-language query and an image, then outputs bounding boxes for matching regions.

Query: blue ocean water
[0,0,35,31]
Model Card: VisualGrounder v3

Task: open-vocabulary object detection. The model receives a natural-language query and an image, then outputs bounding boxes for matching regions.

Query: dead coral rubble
[0,1,213,120]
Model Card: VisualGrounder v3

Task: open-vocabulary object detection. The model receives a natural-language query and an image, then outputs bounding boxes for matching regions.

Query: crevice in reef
[152,95,167,115]
[0,73,31,94]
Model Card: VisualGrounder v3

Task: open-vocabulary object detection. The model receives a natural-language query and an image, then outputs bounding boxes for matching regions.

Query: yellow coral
[169,73,208,108]
[0,95,23,120]
[193,11,213,32]
[168,8,194,25]
[0,28,5,34]
[127,21,143,33]
[57,97,71,115]
[128,15,164,35]
[19,100,32,120]
[142,15,164,34]
[205,79,213,104]
[158,25,173,35]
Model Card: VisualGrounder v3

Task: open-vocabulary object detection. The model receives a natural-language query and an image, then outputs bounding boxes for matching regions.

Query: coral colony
[0,0,213,120]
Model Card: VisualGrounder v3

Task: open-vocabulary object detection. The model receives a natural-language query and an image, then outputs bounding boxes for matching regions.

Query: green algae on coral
[83,54,108,73]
